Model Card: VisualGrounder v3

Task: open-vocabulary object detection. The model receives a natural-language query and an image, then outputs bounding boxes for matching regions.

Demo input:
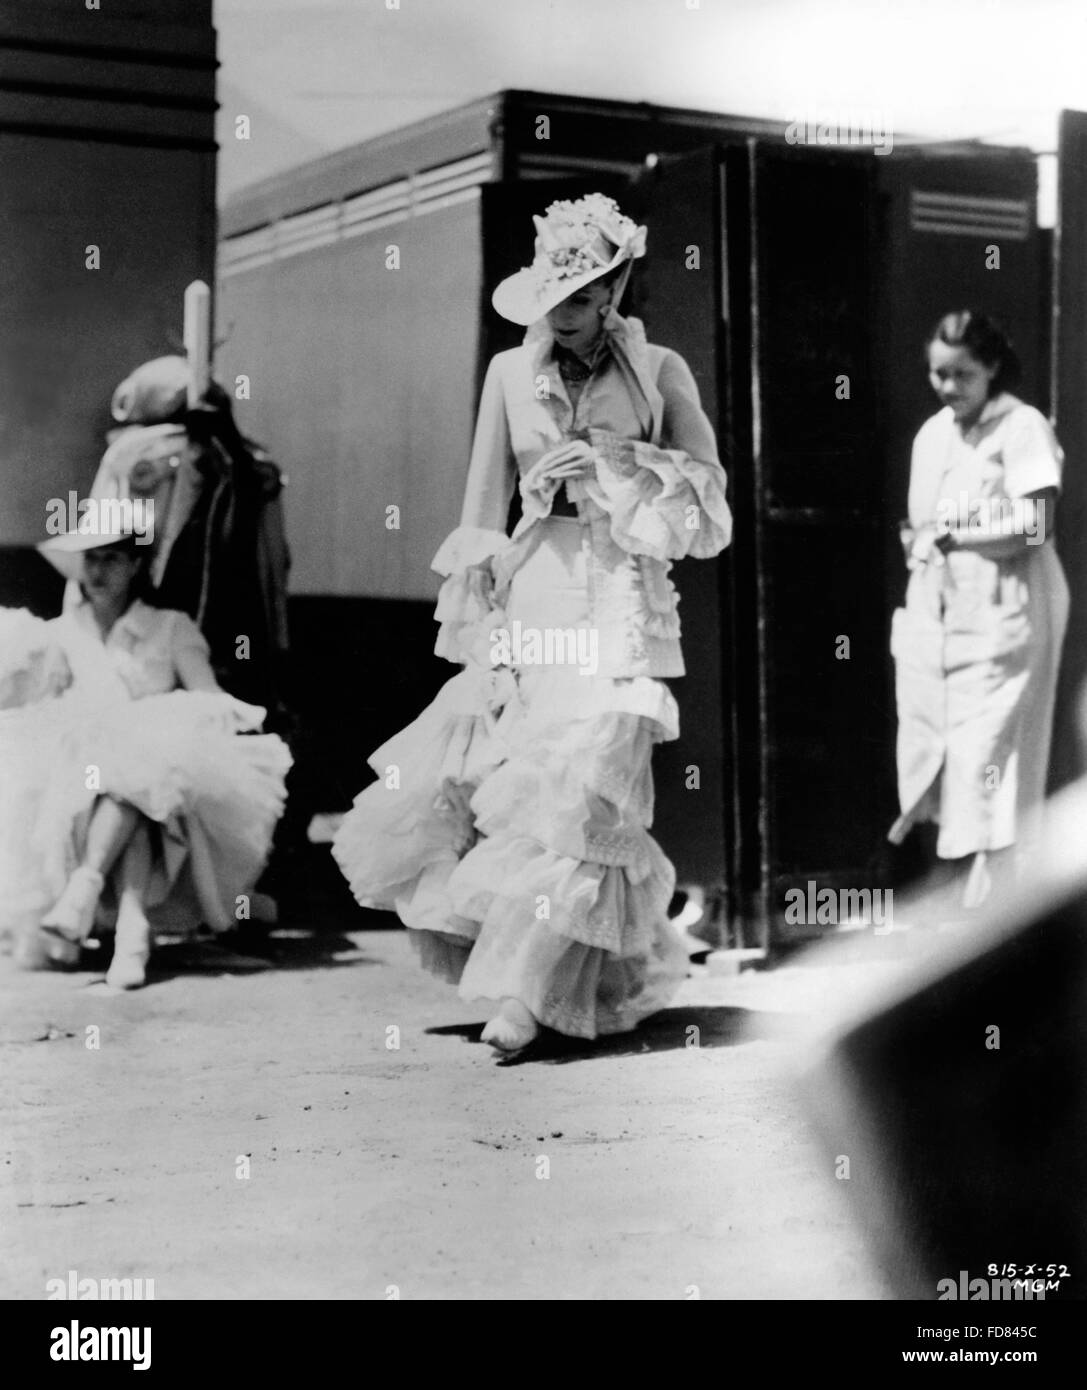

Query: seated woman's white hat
[492,193,647,327]
[38,515,149,581]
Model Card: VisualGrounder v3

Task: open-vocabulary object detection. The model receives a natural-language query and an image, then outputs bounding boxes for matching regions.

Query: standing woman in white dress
[889,310,1069,906]
[334,194,732,1054]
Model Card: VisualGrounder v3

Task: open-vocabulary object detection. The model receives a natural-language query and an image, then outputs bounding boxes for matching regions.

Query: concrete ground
[0,920,907,1301]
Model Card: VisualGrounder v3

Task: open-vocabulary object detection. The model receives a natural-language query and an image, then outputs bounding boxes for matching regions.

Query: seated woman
[0,523,291,988]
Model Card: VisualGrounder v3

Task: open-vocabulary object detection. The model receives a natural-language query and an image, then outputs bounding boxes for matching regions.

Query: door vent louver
[910,189,1030,241]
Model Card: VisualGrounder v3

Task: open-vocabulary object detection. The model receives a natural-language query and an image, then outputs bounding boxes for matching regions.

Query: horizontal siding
[217,199,482,600]
[221,99,497,237]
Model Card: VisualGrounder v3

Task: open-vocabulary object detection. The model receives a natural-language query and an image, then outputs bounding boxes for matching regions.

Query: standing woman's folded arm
[585,348,732,561]
[431,355,517,664]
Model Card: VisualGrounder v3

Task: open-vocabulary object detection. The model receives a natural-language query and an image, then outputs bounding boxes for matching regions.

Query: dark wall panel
[751,148,890,931]
[0,3,216,548]
[628,151,728,891]
[0,139,216,544]
[1051,111,1087,789]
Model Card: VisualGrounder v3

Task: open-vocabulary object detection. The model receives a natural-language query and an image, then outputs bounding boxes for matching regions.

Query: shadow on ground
[65,920,382,988]
[427,1005,766,1065]
[147,927,378,983]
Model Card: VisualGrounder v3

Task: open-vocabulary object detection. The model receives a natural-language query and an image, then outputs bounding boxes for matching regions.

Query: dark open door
[638,143,892,947]
[627,137,1047,948]
[626,149,730,908]
[1050,110,1087,791]
[746,142,1044,943]
[745,144,889,943]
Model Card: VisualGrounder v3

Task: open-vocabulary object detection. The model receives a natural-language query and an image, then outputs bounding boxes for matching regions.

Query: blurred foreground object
[801,779,1087,1299]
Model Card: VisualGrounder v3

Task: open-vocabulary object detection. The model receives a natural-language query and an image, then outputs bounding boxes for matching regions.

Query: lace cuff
[431,524,508,577]
[581,428,732,561]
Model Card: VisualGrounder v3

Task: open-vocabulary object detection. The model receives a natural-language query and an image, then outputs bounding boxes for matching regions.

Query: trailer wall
[218,199,484,600]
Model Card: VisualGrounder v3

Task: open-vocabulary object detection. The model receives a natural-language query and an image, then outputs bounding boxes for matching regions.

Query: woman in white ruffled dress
[0,524,291,988]
[333,194,732,1053]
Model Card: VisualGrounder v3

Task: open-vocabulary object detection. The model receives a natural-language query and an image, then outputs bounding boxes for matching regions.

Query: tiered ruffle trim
[331,664,687,1038]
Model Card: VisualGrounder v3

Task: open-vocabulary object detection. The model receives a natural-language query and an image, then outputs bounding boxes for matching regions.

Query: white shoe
[481,998,540,1053]
[105,902,150,990]
[105,953,147,990]
[41,867,105,950]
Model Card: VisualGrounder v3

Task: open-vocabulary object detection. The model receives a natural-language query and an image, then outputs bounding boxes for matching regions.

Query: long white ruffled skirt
[333,518,688,1038]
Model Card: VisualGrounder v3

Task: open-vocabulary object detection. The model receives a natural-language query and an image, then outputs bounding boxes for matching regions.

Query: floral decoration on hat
[492,193,648,327]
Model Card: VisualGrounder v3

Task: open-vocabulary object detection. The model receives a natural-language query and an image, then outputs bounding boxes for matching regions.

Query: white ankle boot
[106,902,151,990]
[481,997,540,1053]
[40,866,105,961]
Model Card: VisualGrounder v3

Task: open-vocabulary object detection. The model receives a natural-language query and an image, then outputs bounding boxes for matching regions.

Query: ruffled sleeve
[431,525,509,666]
[579,350,732,561]
[430,352,517,666]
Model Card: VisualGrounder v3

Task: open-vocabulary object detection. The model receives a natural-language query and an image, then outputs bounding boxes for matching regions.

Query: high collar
[978,391,1022,424]
[523,310,664,443]
[553,338,610,372]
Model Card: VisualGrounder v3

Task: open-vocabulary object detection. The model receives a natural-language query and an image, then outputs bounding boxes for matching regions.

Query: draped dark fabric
[87,372,291,717]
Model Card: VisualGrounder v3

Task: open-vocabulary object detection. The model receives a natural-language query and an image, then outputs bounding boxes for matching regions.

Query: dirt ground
[0,922,904,1301]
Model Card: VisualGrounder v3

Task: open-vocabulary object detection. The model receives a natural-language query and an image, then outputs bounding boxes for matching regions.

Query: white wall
[215,0,1087,226]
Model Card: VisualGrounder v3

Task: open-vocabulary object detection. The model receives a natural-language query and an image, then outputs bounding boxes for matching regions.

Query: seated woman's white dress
[333,312,732,1039]
[0,599,291,952]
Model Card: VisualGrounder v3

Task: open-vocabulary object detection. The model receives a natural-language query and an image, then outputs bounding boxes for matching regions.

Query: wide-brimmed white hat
[492,193,647,327]
[38,514,151,581]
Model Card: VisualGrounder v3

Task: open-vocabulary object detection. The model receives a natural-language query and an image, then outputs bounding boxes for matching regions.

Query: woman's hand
[526,440,599,486]
[204,694,266,736]
[545,440,598,479]
[904,524,947,571]
[938,487,1057,559]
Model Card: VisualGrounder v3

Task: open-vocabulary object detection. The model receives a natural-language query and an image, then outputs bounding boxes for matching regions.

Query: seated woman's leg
[40,796,141,955]
[106,822,153,990]
[83,796,142,878]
